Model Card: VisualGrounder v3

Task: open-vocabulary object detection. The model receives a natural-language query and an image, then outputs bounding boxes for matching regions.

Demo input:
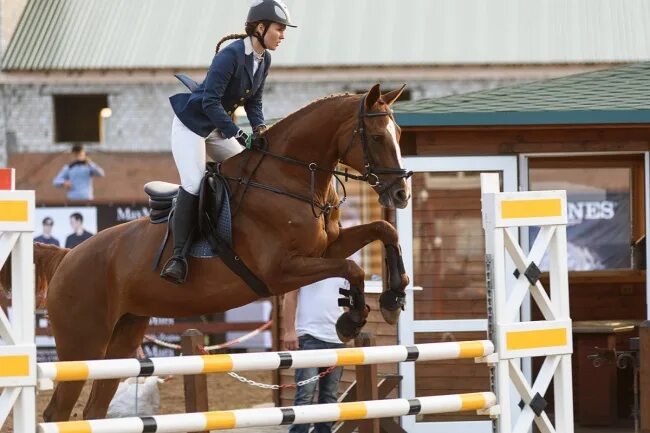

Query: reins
[223,95,413,219]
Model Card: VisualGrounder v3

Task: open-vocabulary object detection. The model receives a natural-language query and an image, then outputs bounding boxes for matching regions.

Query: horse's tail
[0,242,70,308]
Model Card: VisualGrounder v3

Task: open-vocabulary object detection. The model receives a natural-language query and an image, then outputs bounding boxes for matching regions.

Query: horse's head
[338,84,412,209]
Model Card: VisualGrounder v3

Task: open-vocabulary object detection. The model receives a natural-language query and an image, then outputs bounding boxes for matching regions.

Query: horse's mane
[267,92,360,132]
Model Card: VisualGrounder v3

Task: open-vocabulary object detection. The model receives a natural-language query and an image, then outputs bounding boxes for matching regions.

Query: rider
[161,0,296,284]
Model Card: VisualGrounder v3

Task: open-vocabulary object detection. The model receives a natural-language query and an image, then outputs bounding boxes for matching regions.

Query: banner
[532,191,630,271]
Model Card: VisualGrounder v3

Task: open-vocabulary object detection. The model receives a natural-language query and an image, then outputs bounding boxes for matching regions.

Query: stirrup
[160,255,188,284]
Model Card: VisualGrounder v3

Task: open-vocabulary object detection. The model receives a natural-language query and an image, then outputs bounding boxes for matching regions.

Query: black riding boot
[160,187,199,284]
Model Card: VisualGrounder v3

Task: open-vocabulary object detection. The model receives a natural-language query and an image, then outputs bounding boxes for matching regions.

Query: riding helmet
[247,0,297,27]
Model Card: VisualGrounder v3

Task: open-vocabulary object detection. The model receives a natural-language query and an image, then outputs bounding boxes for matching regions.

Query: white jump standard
[0,172,36,433]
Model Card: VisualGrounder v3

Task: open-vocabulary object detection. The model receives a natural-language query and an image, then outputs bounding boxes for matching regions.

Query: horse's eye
[371,135,383,142]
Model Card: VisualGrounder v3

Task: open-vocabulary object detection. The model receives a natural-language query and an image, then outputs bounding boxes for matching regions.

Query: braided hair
[215,21,272,53]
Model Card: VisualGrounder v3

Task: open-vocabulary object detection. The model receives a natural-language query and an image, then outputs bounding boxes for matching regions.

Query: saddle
[144,164,271,297]
[144,163,232,247]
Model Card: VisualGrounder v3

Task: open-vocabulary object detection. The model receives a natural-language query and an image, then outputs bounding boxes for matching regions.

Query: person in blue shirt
[161,0,297,284]
[52,144,105,201]
[34,216,60,246]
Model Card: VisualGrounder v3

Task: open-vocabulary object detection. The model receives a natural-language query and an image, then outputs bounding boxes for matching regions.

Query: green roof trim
[396,110,650,127]
[394,62,650,127]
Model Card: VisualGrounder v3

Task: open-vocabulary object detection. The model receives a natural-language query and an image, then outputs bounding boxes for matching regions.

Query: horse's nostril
[394,189,408,202]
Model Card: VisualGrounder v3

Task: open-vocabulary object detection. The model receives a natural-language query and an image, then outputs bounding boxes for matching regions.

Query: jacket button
[240,97,245,102]
[227,111,232,115]
[245,89,250,94]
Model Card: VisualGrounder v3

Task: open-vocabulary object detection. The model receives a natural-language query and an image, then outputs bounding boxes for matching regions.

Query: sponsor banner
[531,191,630,271]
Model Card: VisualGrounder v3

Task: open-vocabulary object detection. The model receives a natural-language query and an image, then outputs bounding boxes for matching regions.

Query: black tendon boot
[160,188,199,284]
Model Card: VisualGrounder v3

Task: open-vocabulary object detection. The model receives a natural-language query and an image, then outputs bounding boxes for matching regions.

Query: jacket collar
[243,37,265,85]
[244,37,264,57]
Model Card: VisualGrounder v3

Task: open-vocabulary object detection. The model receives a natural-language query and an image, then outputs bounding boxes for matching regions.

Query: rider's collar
[244,37,265,61]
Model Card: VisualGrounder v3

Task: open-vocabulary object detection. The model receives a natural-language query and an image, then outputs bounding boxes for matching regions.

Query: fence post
[354,332,379,433]
[182,329,209,433]
[640,321,650,433]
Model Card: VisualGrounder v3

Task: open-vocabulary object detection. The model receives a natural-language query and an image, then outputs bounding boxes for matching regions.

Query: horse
[2,83,412,422]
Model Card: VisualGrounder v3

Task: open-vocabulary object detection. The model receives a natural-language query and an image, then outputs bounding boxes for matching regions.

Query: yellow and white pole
[38,393,497,433]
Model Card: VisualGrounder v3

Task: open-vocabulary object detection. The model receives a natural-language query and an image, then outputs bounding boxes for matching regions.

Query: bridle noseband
[223,94,413,219]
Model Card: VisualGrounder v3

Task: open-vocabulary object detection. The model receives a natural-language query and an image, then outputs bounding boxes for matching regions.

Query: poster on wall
[532,191,631,271]
[33,206,98,249]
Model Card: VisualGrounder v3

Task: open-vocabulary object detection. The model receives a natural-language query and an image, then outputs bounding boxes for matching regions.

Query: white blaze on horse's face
[386,118,404,168]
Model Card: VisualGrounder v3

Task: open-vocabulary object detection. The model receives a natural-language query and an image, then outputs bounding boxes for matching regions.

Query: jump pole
[38,340,494,383]
[38,393,497,433]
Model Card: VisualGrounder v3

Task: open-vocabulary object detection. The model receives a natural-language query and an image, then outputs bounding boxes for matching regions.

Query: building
[2,0,649,203]
[2,2,650,432]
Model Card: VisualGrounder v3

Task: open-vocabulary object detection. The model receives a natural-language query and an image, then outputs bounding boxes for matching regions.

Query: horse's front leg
[276,256,369,342]
[323,221,409,325]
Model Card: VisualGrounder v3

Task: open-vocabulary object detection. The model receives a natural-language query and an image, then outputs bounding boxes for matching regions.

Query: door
[397,156,518,433]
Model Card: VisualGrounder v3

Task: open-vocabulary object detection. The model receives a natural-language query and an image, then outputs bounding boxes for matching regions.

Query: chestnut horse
[10,84,412,422]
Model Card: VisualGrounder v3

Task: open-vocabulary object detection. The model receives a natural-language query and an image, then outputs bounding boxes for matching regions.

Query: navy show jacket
[170,38,271,139]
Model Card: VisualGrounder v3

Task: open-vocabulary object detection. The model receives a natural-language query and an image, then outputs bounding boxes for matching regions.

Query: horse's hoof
[379,290,406,325]
[380,306,402,325]
[336,311,365,343]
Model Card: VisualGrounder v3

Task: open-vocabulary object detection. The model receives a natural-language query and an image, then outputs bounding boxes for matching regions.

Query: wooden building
[275,62,650,433]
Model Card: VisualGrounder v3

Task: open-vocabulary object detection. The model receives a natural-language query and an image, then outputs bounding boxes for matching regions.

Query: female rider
[162,0,296,284]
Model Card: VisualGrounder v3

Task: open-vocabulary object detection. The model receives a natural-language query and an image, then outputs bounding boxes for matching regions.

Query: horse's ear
[382,84,406,106]
[365,84,381,110]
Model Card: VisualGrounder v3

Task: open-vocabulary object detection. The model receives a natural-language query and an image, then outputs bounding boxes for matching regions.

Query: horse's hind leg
[43,323,113,422]
[83,314,149,420]
[43,382,87,422]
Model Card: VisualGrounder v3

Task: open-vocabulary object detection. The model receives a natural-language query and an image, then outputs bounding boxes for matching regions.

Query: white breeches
[171,115,243,194]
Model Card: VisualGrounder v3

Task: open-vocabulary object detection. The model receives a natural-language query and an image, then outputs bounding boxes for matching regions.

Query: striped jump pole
[38,392,496,433]
[38,340,494,382]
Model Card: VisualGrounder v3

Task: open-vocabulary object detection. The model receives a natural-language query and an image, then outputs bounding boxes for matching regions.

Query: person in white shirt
[282,277,349,433]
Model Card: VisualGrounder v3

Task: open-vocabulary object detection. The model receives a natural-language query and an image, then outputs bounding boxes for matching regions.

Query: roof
[9,152,177,204]
[394,62,650,127]
[3,0,650,71]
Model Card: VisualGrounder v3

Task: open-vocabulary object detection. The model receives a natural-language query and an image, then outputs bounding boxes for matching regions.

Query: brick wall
[0,76,527,158]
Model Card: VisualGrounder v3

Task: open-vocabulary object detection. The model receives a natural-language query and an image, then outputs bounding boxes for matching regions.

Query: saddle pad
[189,188,233,258]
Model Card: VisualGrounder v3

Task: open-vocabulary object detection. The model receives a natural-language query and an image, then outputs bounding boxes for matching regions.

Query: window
[53,94,109,143]
[528,155,644,271]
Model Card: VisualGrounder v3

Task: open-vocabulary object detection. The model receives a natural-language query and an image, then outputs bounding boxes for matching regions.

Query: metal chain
[227,366,336,390]
[485,253,498,433]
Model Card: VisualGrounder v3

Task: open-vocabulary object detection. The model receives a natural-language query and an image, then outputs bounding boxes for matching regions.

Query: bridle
[223,94,413,218]
[339,94,413,195]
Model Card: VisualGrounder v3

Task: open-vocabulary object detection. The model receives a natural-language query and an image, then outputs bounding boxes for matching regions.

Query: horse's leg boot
[160,187,198,284]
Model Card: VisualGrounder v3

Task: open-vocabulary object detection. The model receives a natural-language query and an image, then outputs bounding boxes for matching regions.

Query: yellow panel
[335,348,365,366]
[55,362,90,381]
[460,393,487,410]
[458,341,487,358]
[506,328,567,350]
[501,198,562,219]
[56,421,92,433]
[201,355,233,373]
[0,200,28,222]
[0,355,30,376]
[205,411,237,429]
[338,402,368,420]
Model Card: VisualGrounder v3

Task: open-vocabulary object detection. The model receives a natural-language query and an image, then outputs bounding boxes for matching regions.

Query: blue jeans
[289,335,345,433]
